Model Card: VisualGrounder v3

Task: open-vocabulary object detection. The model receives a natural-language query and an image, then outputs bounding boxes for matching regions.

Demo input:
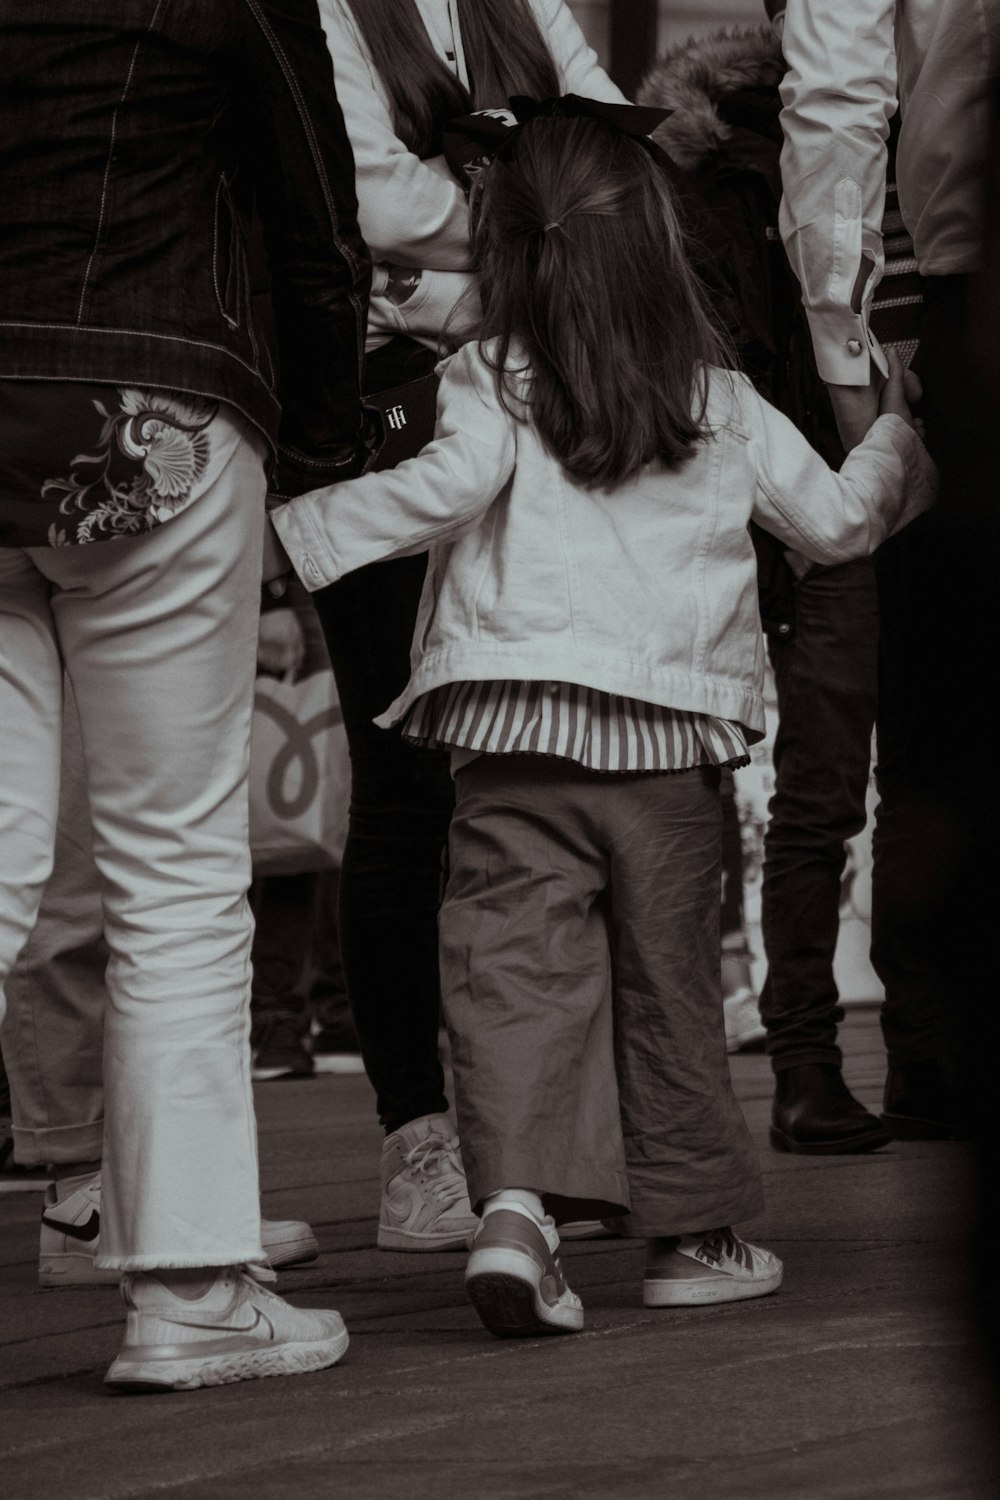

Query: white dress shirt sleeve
[535,0,630,103]
[777,0,898,386]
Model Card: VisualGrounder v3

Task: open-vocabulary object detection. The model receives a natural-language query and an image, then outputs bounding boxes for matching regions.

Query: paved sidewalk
[2,1006,997,1499]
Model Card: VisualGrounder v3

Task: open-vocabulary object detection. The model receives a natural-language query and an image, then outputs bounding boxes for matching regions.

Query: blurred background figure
[250,585,362,1082]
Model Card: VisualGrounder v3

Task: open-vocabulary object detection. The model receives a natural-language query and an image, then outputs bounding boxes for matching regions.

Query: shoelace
[696,1227,751,1270]
[404,1133,468,1208]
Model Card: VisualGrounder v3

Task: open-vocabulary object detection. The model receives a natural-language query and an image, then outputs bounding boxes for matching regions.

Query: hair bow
[442,95,672,192]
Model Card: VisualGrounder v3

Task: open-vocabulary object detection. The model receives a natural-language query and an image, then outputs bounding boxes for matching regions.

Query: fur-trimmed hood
[638,25,784,173]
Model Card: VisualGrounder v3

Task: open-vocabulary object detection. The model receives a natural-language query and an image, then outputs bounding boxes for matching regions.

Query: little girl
[268,104,934,1338]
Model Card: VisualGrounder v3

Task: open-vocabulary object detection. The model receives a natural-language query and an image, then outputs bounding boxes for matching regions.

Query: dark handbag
[364,369,440,472]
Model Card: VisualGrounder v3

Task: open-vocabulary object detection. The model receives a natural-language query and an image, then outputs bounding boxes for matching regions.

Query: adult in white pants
[0,421,266,1262]
[0,0,373,1392]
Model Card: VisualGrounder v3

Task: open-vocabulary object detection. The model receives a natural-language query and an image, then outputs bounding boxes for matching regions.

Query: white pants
[0,409,267,1269]
[1,684,106,1167]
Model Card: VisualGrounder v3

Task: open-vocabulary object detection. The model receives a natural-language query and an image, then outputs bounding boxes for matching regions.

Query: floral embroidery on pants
[43,388,219,545]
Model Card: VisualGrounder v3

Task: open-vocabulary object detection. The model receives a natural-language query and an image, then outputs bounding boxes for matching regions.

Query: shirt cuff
[805,308,889,386]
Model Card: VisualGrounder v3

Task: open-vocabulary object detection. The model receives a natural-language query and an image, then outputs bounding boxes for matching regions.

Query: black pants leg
[871,276,974,1077]
[311,556,454,1132]
[759,558,878,1069]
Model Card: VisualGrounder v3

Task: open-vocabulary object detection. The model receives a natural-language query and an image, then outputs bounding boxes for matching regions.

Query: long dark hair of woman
[472,116,734,487]
[344,0,560,157]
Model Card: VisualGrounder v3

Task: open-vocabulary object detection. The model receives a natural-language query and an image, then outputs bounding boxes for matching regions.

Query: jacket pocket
[213,173,247,330]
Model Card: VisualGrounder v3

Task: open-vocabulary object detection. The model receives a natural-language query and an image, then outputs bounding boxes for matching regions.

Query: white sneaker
[104,1267,347,1392]
[377,1114,479,1252]
[466,1207,584,1337]
[39,1173,319,1287]
[644,1227,783,1307]
[723,987,767,1053]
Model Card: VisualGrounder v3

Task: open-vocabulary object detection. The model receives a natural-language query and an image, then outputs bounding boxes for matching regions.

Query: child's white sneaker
[465,1207,584,1337]
[105,1267,348,1392]
[377,1114,478,1251]
[643,1227,782,1307]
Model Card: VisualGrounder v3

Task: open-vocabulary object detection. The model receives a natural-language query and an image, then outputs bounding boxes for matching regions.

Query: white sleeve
[318,0,471,269]
[777,0,897,385]
[533,0,630,103]
[271,343,517,590]
[371,270,481,343]
[740,378,936,562]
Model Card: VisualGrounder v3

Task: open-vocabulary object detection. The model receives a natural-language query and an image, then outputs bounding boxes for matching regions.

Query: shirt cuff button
[846,338,863,356]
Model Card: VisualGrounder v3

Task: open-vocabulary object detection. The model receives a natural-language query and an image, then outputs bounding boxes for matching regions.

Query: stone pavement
[2,1006,998,1499]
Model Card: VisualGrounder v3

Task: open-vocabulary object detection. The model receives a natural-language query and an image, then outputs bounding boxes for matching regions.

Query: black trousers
[870,274,977,1075]
[759,558,878,1068]
[312,339,454,1133]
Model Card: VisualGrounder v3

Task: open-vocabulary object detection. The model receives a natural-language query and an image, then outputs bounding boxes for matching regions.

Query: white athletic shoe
[644,1226,783,1307]
[465,1207,584,1338]
[39,1173,319,1288]
[377,1114,478,1252]
[104,1267,347,1392]
[723,987,767,1053]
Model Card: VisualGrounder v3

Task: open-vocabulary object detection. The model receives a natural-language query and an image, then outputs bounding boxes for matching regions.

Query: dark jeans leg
[759,558,878,1070]
[307,866,350,1026]
[312,556,454,1133]
[249,873,317,1028]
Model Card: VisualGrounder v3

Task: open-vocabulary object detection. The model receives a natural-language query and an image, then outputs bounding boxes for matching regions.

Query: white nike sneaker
[377,1114,479,1251]
[104,1267,348,1392]
[39,1173,319,1287]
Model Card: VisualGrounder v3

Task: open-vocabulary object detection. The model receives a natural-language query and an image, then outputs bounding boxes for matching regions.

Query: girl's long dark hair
[473,116,734,486]
[344,0,560,157]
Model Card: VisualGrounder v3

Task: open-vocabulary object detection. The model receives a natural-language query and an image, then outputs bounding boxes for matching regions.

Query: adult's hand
[262,512,292,598]
[827,380,881,453]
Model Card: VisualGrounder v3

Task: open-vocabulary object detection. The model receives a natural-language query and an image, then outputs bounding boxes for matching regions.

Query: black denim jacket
[0,0,375,496]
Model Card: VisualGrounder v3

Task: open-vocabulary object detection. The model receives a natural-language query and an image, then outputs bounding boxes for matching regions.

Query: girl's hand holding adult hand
[262,511,292,598]
[878,349,926,439]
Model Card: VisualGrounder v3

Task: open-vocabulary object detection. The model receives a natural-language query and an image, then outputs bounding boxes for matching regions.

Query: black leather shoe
[770,1064,892,1154]
[882,1059,972,1140]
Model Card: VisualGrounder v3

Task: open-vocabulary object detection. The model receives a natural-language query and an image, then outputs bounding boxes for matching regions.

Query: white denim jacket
[778,0,1000,385]
[272,343,936,739]
[317,0,626,350]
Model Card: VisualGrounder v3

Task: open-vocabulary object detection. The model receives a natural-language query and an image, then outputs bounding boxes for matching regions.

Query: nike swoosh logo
[161,1307,274,1339]
[41,1210,100,1242]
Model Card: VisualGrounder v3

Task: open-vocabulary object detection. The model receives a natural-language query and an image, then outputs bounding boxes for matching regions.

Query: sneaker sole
[643,1267,783,1307]
[264,1228,320,1268]
[769,1123,892,1155]
[311,1055,366,1075]
[251,1066,315,1082]
[465,1247,583,1338]
[104,1326,349,1393]
[40,1253,119,1289]
[377,1224,472,1252]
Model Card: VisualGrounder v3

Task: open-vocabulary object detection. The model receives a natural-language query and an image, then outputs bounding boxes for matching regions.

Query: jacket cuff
[269,496,340,593]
